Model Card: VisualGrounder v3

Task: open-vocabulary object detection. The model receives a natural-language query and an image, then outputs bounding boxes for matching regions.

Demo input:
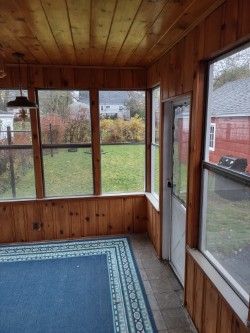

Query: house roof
[210,78,250,117]
[99,91,129,106]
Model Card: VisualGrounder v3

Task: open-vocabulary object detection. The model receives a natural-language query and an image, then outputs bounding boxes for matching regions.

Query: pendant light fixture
[6,52,37,109]
[0,57,6,79]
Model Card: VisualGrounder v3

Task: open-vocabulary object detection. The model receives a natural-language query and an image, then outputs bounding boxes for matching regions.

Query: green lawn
[0,144,145,199]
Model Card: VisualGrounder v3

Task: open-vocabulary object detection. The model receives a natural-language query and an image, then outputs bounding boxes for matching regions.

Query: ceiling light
[6,52,37,109]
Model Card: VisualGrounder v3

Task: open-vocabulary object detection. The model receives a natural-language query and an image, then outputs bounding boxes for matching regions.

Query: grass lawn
[0,144,145,199]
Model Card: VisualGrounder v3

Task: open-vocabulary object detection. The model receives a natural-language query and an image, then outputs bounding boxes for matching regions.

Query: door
[162,97,191,285]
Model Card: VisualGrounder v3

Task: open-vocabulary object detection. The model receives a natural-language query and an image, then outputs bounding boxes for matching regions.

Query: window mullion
[90,89,101,195]
[29,88,44,199]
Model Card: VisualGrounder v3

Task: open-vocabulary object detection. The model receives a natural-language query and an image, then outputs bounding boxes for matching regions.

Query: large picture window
[0,90,35,200]
[38,90,93,197]
[99,91,145,193]
[200,44,250,304]
[151,87,160,198]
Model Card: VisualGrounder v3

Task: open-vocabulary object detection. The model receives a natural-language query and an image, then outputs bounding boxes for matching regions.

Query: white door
[162,97,191,285]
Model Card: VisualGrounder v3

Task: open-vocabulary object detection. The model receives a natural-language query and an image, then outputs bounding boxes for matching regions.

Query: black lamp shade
[6,96,38,109]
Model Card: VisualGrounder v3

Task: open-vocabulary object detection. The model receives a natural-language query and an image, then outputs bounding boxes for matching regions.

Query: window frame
[0,88,36,200]
[199,43,250,306]
[37,88,94,198]
[208,123,216,151]
[98,89,147,195]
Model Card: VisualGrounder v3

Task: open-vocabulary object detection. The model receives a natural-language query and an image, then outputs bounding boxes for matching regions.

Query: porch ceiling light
[6,52,37,109]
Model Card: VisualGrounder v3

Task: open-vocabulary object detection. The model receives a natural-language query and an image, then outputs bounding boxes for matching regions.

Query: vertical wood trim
[186,62,206,248]
[145,89,152,192]
[90,89,101,195]
[158,97,164,258]
[28,88,44,199]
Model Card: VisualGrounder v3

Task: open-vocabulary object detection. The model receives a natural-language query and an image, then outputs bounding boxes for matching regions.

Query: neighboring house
[99,104,130,119]
[176,78,250,173]
[209,78,250,172]
[0,113,14,140]
[78,90,130,119]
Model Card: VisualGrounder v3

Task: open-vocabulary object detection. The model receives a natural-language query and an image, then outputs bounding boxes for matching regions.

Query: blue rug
[0,237,156,333]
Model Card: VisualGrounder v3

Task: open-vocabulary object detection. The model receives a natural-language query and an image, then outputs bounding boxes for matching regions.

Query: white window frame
[209,123,216,151]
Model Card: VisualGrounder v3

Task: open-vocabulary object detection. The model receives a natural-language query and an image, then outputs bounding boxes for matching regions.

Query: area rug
[0,237,156,333]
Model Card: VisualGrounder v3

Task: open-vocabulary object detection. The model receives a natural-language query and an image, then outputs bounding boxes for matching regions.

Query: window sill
[145,192,160,211]
[187,247,249,327]
[0,192,146,204]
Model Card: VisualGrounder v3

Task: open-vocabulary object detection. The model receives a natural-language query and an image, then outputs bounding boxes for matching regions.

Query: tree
[213,48,250,89]
[124,91,145,119]
[38,90,73,118]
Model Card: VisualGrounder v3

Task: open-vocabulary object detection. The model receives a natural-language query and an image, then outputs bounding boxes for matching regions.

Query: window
[209,123,216,151]
[151,87,160,198]
[99,91,145,193]
[0,90,35,200]
[200,44,250,305]
[38,90,93,197]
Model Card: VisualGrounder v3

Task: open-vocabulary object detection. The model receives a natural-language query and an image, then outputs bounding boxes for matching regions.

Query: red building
[208,78,250,172]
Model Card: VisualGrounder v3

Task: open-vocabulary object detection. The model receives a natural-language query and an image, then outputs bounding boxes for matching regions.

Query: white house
[99,104,130,119]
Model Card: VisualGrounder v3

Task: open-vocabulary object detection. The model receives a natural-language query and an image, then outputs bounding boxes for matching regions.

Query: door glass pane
[172,101,190,205]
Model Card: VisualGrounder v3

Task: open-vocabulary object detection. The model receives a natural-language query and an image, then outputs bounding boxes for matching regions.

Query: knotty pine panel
[185,253,250,333]
[0,195,147,244]
[0,66,146,90]
[146,199,161,258]
[147,0,250,91]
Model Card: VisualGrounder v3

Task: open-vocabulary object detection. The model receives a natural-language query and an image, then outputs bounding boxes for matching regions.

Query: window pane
[38,90,93,197]
[152,87,160,144]
[172,102,190,205]
[38,90,91,144]
[152,144,160,196]
[0,149,35,199]
[0,89,35,200]
[151,87,160,198]
[0,90,31,145]
[99,91,145,193]
[201,170,250,303]
[42,148,93,197]
[206,45,250,174]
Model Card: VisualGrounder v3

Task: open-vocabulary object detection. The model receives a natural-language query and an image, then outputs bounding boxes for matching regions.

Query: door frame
[161,94,192,284]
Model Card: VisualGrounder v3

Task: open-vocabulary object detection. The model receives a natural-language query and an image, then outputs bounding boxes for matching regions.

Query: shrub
[100,115,145,143]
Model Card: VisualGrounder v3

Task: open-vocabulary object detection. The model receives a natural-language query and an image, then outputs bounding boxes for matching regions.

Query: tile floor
[129,233,197,333]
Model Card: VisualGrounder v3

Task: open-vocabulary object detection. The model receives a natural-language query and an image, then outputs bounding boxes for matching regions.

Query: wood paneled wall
[147,0,250,92]
[186,252,249,333]
[0,65,146,90]
[0,195,147,243]
[146,199,161,258]
[147,0,250,331]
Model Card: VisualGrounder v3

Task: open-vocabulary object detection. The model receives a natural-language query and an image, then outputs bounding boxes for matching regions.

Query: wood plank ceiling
[0,0,224,67]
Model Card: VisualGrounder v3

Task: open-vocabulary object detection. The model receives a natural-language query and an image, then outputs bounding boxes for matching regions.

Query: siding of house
[209,116,250,172]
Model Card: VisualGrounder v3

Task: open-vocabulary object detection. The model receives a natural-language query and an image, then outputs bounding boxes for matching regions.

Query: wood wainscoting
[146,198,161,258]
[185,252,249,333]
[0,195,147,244]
